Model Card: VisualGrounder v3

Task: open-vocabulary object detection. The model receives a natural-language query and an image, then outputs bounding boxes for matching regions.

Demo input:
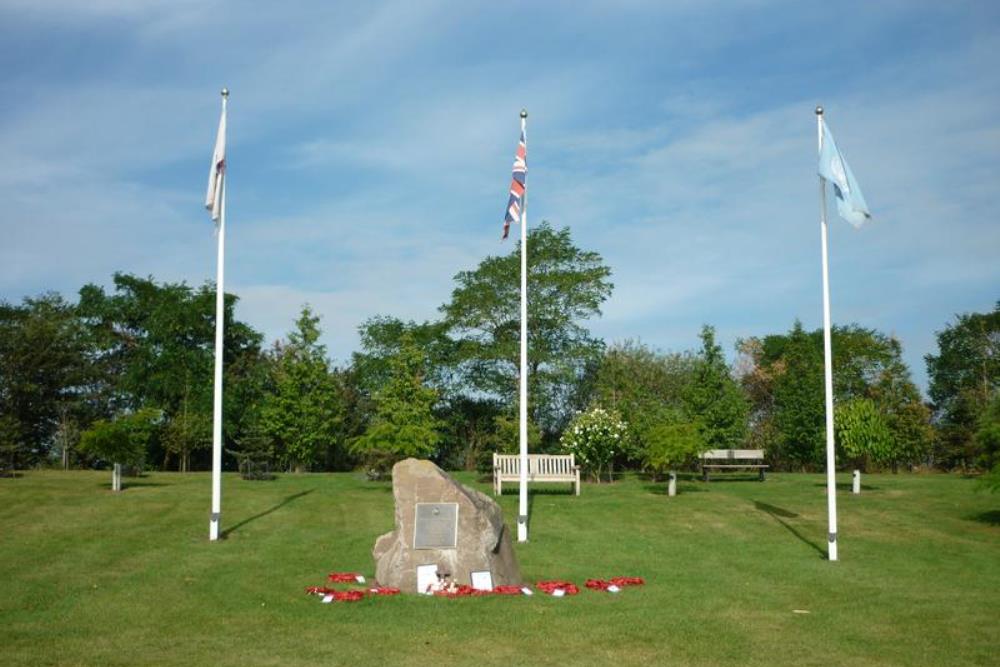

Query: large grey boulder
[373,458,522,592]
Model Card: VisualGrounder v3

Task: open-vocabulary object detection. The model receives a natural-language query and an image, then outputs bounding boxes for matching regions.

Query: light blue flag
[818,118,871,227]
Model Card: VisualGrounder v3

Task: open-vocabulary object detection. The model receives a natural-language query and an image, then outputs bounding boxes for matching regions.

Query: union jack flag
[502,129,526,240]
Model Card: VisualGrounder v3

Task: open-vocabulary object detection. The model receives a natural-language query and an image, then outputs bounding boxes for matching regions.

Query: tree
[642,408,707,479]
[835,398,893,470]
[870,355,934,470]
[742,321,929,471]
[351,334,442,475]
[686,325,748,451]
[77,273,264,469]
[438,396,504,472]
[926,302,1000,469]
[161,399,211,472]
[771,321,826,467]
[973,393,1000,472]
[487,410,542,455]
[441,222,613,433]
[229,425,277,481]
[586,340,697,467]
[260,307,342,472]
[560,407,627,483]
[78,408,160,488]
[353,316,458,397]
[0,293,91,467]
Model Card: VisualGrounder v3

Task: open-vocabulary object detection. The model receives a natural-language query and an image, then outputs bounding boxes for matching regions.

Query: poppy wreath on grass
[305,584,400,601]
[536,580,579,596]
[433,584,493,598]
[586,576,646,591]
[327,572,365,583]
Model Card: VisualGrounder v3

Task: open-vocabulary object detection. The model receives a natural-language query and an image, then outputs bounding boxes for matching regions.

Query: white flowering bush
[560,407,628,483]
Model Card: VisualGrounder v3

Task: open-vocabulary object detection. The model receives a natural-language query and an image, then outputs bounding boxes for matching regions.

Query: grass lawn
[1,469,998,666]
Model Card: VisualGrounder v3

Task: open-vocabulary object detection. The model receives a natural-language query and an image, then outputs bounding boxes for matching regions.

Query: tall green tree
[926,302,1000,469]
[771,321,826,467]
[353,316,457,396]
[441,222,613,433]
[351,333,442,474]
[686,325,748,451]
[77,273,264,469]
[0,293,91,467]
[260,306,342,472]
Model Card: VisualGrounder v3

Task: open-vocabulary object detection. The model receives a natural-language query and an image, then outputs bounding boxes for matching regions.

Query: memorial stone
[372,458,522,593]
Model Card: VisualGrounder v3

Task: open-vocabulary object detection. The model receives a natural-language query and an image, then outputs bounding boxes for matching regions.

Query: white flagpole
[209,88,229,542]
[816,105,838,561]
[517,108,529,543]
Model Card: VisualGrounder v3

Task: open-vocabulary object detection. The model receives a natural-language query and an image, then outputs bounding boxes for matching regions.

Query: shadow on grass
[357,481,393,493]
[966,510,1000,526]
[703,474,769,483]
[644,483,707,495]
[753,500,826,559]
[98,480,169,489]
[222,489,314,538]
[812,482,881,492]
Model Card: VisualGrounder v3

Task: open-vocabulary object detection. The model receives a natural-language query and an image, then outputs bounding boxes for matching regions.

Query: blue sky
[1,1,998,392]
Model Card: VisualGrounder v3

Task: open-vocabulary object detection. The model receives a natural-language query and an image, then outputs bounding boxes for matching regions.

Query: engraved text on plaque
[413,503,458,549]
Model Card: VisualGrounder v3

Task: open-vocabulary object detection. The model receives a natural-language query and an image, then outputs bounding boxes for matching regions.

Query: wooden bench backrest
[701,449,765,461]
[494,453,576,475]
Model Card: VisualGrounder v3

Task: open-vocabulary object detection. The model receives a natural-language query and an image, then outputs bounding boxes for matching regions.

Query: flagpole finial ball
[221,88,229,98]
[520,109,527,119]
[815,105,823,115]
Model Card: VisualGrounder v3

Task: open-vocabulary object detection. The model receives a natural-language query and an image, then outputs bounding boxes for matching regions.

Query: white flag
[205,105,226,221]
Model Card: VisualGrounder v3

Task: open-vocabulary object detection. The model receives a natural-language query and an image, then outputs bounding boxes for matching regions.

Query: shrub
[560,407,627,483]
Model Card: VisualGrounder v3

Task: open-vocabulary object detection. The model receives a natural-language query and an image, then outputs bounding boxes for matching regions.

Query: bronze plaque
[413,503,458,549]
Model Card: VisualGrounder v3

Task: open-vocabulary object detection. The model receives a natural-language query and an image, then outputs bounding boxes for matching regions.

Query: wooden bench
[701,449,769,481]
[493,453,581,496]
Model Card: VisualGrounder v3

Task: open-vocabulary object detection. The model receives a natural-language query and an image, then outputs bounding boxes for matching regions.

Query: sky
[1,0,998,393]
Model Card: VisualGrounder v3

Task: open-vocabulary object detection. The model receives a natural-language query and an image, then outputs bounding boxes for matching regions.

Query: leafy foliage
[78,408,161,469]
[0,293,92,467]
[161,403,211,473]
[686,325,748,451]
[560,407,627,482]
[586,340,697,466]
[973,393,1000,471]
[350,334,442,475]
[77,273,264,469]
[442,222,612,432]
[229,426,277,481]
[835,398,893,467]
[926,302,1000,469]
[260,307,343,471]
[742,321,930,470]
[641,408,706,475]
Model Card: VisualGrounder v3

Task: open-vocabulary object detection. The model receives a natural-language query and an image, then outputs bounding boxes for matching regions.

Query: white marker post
[517,109,529,543]
[209,88,229,542]
[817,106,839,561]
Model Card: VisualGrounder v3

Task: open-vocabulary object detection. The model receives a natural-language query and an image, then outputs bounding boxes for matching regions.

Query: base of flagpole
[828,533,838,561]
[517,515,528,543]
[209,514,221,541]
